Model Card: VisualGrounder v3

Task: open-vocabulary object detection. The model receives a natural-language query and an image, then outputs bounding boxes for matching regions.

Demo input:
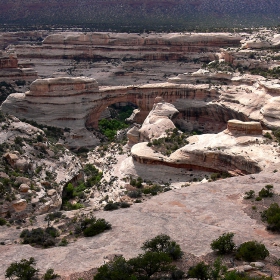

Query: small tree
[210,232,236,254]
[262,203,280,231]
[5,257,38,280]
[236,241,269,262]
[188,262,209,280]
[141,234,183,260]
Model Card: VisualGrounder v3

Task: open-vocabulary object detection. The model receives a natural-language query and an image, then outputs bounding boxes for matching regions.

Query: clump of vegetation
[127,190,142,198]
[141,234,183,260]
[94,234,184,280]
[5,257,38,280]
[147,128,189,156]
[0,217,7,226]
[258,185,274,198]
[244,190,255,199]
[236,241,269,262]
[20,227,59,248]
[142,184,165,196]
[5,257,60,280]
[104,201,119,211]
[43,268,60,280]
[104,201,131,211]
[45,211,63,222]
[206,60,235,73]
[130,176,143,188]
[188,258,227,280]
[62,164,102,211]
[98,119,128,141]
[210,172,231,181]
[74,215,111,237]
[250,66,280,79]
[210,232,236,255]
[83,164,103,188]
[261,203,280,232]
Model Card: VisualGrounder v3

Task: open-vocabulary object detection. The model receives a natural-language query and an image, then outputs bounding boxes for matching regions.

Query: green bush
[258,185,274,198]
[236,241,269,262]
[78,217,111,237]
[104,202,119,211]
[262,203,280,231]
[210,232,236,254]
[127,190,142,198]
[0,217,7,226]
[5,257,38,280]
[20,227,59,248]
[43,268,60,280]
[141,234,183,260]
[142,184,164,196]
[120,202,130,208]
[243,190,255,199]
[188,261,209,280]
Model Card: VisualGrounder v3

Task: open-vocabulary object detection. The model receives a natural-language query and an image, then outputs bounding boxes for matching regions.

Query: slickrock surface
[1,170,280,279]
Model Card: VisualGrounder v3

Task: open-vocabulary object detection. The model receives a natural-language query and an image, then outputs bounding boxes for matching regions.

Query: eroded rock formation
[10,32,241,62]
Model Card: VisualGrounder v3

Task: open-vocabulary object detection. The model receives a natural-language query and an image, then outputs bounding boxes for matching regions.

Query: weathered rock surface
[227,119,263,135]
[11,32,241,62]
[0,169,280,279]
[0,50,37,83]
[0,115,82,218]
[138,102,178,142]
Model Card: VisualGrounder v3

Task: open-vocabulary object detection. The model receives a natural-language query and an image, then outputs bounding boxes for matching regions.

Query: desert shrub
[142,184,164,196]
[5,257,38,280]
[43,268,60,280]
[120,202,130,208]
[141,234,183,260]
[104,202,119,211]
[236,241,269,262]
[264,132,272,139]
[94,235,184,280]
[127,190,142,198]
[0,217,7,226]
[261,203,280,231]
[58,238,68,247]
[20,227,59,248]
[83,164,103,187]
[188,261,209,280]
[130,177,143,188]
[244,190,255,199]
[258,185,274,198]
[45,211,63,222]
[210,232,236,254]
[63,201,84,211]
[210,173,221,181]
[15,80,26,86]
[76,216,111,237]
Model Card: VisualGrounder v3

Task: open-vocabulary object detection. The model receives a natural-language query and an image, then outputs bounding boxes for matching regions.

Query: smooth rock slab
[0,170,280,279]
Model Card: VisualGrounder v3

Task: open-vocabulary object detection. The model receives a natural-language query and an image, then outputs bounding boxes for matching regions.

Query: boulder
[19,184,30,193]
[11,199,27,212]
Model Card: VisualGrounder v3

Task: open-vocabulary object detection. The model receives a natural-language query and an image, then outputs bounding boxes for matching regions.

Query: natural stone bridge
[2,75,278,148]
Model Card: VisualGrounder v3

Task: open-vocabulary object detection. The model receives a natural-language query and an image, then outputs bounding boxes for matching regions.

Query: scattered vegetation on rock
[147,128,189,156]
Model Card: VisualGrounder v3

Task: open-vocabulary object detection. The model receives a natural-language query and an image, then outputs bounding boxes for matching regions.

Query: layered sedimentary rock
[3,69,280,148]
[227,120,263,135]
[10,32,241,62]
[0,50,37,82]
[131,112,280,175]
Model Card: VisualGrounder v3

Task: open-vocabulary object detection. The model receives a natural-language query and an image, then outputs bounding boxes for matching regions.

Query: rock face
[0,115,82,219]
[0,50,37,83]
[227,120,263,135]
[11,32,241,62]
[4,69,280,148]
[131,105,279,175]
[139,102,178,142]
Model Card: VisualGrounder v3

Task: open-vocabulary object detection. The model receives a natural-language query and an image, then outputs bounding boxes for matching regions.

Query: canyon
[0,29,280,279]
